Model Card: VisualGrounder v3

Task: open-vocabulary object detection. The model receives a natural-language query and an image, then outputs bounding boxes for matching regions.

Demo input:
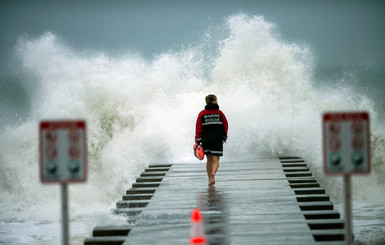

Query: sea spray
[0,13,384,244]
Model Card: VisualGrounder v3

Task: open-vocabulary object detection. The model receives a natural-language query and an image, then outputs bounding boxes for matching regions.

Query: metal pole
[61,183,69,245]
[344,175,352,245]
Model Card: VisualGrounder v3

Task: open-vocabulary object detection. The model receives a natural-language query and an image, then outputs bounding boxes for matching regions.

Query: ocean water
[0,14,384,244]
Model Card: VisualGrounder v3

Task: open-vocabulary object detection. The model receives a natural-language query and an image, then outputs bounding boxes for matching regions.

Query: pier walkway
[84,157,356,245]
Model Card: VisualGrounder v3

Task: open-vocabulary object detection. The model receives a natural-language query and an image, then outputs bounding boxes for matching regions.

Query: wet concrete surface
[123,159,316,245]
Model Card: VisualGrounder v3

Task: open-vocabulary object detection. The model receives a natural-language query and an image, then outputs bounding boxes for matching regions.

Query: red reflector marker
[192,208,203,222]
[190,208,206,244]
[190,237,206,244]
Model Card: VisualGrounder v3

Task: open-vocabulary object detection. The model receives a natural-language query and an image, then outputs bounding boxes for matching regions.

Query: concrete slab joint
[84,164,171,245]
[280,157,357,244]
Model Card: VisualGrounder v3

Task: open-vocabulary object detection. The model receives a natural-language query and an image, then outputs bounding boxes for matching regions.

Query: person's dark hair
[205,94,217,105]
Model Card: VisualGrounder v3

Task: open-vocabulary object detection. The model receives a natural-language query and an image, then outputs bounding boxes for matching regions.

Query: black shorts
[202,139,223,156]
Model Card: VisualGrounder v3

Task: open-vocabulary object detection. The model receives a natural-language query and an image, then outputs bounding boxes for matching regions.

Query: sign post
[39,120,87,245]
[344,175,352,245]
[323,112,370,245]
[62,183,69,245]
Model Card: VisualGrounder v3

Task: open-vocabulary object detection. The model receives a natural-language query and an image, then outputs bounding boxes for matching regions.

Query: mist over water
[0,14,384,244]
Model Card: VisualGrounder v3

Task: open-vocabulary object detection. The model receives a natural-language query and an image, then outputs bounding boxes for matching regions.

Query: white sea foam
[0,13,384,244]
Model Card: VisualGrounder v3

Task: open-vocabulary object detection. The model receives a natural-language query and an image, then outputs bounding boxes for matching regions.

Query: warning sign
[39,120,87,183]
[323,112,371,175]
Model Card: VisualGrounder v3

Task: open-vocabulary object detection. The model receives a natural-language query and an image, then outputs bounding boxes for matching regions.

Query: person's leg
[206,153,213,185]
[211,156,220,175]
[210,155,220,186]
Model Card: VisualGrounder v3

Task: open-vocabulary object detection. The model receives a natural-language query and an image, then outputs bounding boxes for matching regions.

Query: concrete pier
[84,157,358,245]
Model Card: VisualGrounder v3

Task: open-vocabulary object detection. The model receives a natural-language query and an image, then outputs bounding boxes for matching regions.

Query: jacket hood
[205,103,219,110]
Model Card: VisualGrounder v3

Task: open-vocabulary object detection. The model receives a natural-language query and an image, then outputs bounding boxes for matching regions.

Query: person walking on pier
[195,94,228,186]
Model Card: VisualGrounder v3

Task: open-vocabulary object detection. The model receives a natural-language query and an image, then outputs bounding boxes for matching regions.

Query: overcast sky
[1,0,385,72]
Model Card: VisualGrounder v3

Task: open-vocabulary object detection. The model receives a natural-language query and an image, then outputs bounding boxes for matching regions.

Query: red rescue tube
[193,143,204,161]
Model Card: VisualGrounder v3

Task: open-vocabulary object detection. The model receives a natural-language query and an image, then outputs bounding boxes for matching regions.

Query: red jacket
[195,103,228,144]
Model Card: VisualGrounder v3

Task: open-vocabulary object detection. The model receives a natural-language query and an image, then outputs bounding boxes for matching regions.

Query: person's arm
[221,112,228,142]
[195,114,202,144]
